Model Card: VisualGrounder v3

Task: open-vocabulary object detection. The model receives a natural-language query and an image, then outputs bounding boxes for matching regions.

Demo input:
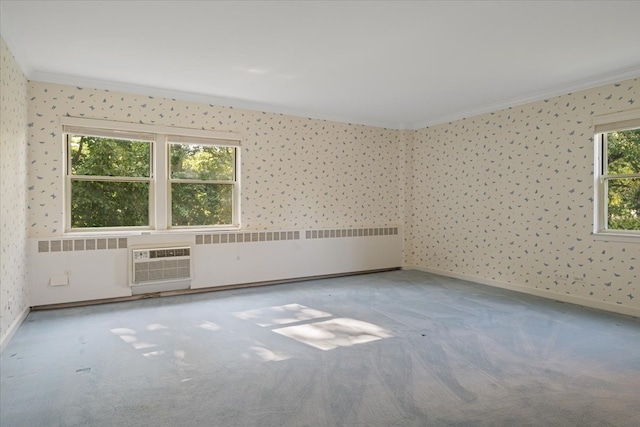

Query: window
[593,110,640,237]
[64,118,240,232]
[169,138,236,227]
[68,132,153,229]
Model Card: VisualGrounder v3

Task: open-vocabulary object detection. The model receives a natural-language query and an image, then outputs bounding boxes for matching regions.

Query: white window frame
[592,109,640,242]
[65,129,155,231]
[62,117,241,233]
[167,136,239,229]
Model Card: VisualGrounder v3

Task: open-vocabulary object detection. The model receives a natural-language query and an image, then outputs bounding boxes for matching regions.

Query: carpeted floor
[1,270,639,426]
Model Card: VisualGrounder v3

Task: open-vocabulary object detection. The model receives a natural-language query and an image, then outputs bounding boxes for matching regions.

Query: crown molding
[22,65,640,132]
[0,19,32,77]
[410,65,640,130]
[28,71,406,130]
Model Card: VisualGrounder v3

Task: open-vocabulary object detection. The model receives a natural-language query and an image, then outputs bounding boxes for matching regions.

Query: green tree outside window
[69,135,237,229]
[605,129,640,231]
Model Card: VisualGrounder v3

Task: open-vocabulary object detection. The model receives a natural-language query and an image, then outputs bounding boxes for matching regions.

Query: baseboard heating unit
[130,244,192,294]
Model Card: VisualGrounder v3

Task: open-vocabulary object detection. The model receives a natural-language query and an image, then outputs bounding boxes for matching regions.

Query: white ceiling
[2,1,640,129]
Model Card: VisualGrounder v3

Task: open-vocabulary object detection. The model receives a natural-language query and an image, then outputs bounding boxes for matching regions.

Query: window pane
[171,183,233,226]
[607,177,640,231]
[70,135,151,177]
[170,144,234,180]
[71,180,149,228]
[606,128,640,175]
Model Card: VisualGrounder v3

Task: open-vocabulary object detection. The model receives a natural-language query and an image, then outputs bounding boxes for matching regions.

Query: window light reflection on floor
[146,323,169,331]
[110,327,159,351]
[109,303,392,365]
[198,321,220,331]
[272,317,392,351]
[234,303,393,351]
[248,345,291,362]
[233,303,331,327]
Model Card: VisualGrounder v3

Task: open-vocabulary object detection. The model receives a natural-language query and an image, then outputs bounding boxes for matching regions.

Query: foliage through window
[68,135,152,228]
[65,120,240,231]
[169,142,236,227]
[595,118,640,234]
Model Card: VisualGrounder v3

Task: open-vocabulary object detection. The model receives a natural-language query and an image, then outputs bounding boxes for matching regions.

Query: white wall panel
[29,229,402,306]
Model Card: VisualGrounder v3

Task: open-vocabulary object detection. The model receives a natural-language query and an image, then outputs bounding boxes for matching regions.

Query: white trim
[60,116,242,144]
[64,132,71,232]
[170,178,236,185]
[601,173,640,180]
[155,134,168,230]
[592,108,640,128]
[0,17,32,76]
[593,132,604,235]
[167,144,239,229]
[592,113,640,237]
[62,226,241,238]
[234,148,242,229]
[37,72,404,130]
[411,68,640,130]
[592,233,640,244]
[71,176,151,183]
[65,132,154,232]
[167,134,241,147]
[35,68,640,131]
[0,306,30,353]
[404,265,640,318]
[62,118,241,233]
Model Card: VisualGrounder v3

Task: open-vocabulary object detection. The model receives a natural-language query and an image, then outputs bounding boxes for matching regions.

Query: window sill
[592,232,640,244]
[64,227,241,238]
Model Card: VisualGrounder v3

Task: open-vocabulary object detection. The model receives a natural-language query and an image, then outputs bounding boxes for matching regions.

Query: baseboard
[0,307,30,353]
[404,265,640,318]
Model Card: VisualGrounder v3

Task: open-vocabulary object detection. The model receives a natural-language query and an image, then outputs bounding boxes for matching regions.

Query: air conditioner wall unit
[130,244,192,294]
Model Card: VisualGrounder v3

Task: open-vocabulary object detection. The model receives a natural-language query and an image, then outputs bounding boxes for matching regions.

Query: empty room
[1,1,639,426]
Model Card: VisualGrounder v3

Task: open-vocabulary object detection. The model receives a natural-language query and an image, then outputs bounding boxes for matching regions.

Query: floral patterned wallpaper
[4,34,638,319]
[27,82,403,237]
[406,78,639,310]
[1,37,29,342]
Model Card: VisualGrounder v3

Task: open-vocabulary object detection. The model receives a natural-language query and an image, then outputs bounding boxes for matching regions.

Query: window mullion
[594,133,605,233]
[601,173,640,180]
[602,132,608,176]
[170,179,235,185]
[70,175,151,182]
[601,133,609,231]
[154,134,168,230]
[65,135,72,232]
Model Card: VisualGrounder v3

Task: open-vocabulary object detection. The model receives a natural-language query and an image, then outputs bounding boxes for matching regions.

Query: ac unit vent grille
[131,246,191,286]
[149,248,190,258]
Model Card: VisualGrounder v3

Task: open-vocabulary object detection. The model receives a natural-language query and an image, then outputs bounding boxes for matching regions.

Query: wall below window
[28,228,402,306]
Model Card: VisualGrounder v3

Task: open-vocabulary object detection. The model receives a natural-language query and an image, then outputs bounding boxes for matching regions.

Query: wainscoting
[28,227,402,306]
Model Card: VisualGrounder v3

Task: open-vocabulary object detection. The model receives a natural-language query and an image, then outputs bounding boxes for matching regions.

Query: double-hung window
[593,110,640,237]
[67,129,154,229]
[169,137,236,227]
[64,118,240,232]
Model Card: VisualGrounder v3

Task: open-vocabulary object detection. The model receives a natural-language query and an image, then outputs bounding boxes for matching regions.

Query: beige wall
[5,37,639,319]
[406,78,639,313]
[27,82,404,237]
[0,37,29,345]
